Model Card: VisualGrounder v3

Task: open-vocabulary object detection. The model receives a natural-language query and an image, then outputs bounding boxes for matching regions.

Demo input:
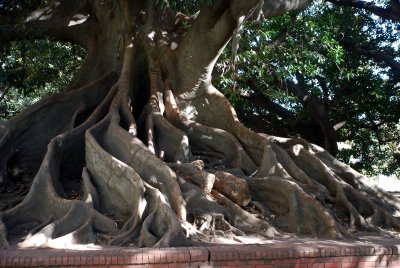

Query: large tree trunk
[0,0,399,248]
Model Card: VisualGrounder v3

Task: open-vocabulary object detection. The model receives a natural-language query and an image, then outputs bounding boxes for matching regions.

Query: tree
[0,40,86,123]
[214,2,400,177]
[0,0,399,248]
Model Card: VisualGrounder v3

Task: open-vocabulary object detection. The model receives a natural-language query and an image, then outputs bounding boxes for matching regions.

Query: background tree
[215,1,400,177]
[0,0,399,248]
[0,40,86,122]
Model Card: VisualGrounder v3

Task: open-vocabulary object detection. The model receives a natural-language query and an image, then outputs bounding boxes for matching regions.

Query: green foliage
[214,1,400,177]
[169,0,214,14]
[0,0,51,14]
[0,40,86,122]
[169,0,199,14]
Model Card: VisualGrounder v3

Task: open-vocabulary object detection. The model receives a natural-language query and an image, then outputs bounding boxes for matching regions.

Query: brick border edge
[1,241,400,267]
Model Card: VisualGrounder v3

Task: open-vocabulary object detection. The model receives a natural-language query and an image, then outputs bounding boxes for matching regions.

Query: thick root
[164,88,257,174]
[181,85,400,238]
[248,177,342,238]
[0,72,118,197]
[210,189,283,238]
[0,138,119,248]
[169,162,215,194]
[0,81,120,248]
[1,54,400,249]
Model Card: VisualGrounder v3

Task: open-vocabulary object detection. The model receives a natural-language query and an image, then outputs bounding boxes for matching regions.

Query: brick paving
[1,238,400,267]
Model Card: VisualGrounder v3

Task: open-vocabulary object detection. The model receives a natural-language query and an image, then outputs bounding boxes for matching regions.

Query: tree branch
[173,0,310,98]
[277,76,339,155]
[249,14,297,53]
[173,0,259,97]
[0,85,10,104]
[246,80,294,119]
[340,39,400,75]
[326,0,400,23]
[262,0,310,19]
[0,0,95,48]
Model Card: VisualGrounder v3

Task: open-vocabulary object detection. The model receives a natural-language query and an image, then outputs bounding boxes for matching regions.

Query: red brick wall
[1,241,400,267]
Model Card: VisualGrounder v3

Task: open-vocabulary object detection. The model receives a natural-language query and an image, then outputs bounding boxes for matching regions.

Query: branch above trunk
[340,39,400,76]
[262,0,310,19]
[326,0,400,23]
[277,77,338,156]
[0,0,95,48]
[173,0,311,98]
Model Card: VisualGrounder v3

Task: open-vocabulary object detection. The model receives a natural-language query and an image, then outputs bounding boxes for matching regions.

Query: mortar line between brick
[188,247,192,266]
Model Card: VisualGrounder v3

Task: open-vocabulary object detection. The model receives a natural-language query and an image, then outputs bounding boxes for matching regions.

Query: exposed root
[285,144,400,232]
[145,111,192,162]
[88,117,187,222]
[0,138,119,248]
[213,171,251,207]
[137,183,185,247]
[181,85,400,239]
[210,189,284,238]
[248,177,342,238]
[1,50,399,249]
[0,80,119,248]
[169,162,215,194]
[0,72,118,209]
[164,87,257,174]
[85,120,146,221]
[139,64,193,163]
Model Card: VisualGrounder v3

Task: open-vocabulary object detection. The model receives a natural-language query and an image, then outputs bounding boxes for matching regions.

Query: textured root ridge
[1,58,400,249]
[0,82,120,248]
[248,176,341,238]
[85,116,186,247]
[0,132,119,248]
[177,85,400,239]
[0,72,118,210]
[163,87,257,174]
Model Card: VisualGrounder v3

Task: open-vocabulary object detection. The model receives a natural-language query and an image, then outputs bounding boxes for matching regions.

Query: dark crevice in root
[145,65,193,163]
[0,81,120,248]
[0,72,118,212]
[248,177,342,238]
[163,87,257,175]
[83,80,188,246]
[285,143,400,233]
[0,184,30,211]
[1,49,400,249]
[180,87,400,239]
[85,120,187,246]
[251,136,400,238]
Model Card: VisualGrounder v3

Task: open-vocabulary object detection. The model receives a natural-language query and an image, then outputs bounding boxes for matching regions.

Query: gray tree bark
[0,0,399,249]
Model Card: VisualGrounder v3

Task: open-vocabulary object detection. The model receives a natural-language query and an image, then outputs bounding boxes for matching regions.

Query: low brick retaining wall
[1,239,400,267]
